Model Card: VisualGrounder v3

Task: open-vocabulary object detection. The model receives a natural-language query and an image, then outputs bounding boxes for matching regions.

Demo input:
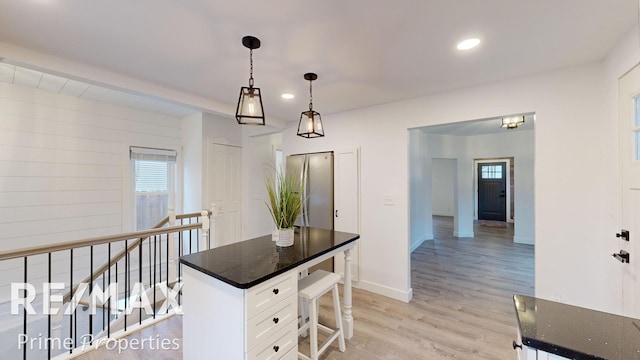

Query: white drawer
[279,346,298,360]
[247,294,297,350]
[247,271,296,319]
[247,319,297,360]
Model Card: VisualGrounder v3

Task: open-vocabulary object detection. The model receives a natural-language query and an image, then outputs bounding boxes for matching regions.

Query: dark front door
[477,162,507,221]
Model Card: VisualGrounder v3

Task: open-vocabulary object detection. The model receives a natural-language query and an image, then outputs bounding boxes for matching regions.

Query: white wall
[181,113,203,212]
[242,132,282,240]
[282,62,616,311]
[409,129,431,254]
[0,81,183,303]
[182,112,243,213]
[0,81,182,250]
[431,158,456,217]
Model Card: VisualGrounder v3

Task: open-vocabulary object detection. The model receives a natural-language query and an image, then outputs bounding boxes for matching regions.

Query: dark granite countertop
[514,294,640,360]
[179,227,359,289]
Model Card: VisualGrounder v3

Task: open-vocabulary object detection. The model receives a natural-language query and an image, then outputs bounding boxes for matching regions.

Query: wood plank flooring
[77,216,534,359]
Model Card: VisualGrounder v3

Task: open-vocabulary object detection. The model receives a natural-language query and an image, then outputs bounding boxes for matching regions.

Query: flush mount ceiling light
[500,116,525,129]
[281,93,295,100]
[297,73,324,138]
[235,36,265,125]
[457,38,480,50]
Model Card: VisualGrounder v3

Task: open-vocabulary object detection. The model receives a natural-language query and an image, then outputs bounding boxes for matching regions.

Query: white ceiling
[0,0,636,123]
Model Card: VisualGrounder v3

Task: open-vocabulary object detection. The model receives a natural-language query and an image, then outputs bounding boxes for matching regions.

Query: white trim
[473,158,512,223]
[513,236,534,245]
[357,280,412,303]
[130,146,177,157]
[410,234,433,253]
[453,231,474,238]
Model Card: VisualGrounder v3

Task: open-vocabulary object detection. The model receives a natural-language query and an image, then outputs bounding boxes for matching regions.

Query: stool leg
[333,284,346,352]
[309,297,319,360]
[299,297,309,337]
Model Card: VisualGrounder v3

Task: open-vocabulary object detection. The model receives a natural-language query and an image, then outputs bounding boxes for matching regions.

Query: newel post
[168,207,177,284]
[200,210,210,251]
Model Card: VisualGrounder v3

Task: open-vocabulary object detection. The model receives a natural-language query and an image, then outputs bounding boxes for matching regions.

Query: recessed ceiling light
[281,93,294,99]
[457,38,480,50]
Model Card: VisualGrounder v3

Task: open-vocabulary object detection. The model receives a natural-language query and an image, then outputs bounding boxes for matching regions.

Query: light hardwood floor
[78,216,534,359]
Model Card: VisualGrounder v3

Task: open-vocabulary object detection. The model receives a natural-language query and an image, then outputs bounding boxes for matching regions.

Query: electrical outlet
[384,195,394,206]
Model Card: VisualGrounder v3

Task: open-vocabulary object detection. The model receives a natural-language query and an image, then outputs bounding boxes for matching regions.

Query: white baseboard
[432,212,454,217]
[453,231,474,238]
[514,236,534,245]
[357,280,412,303]
[410,234,433,253]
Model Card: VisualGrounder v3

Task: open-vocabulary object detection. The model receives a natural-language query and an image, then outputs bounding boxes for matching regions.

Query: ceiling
[0,62,196,117]
[0,1,636,123]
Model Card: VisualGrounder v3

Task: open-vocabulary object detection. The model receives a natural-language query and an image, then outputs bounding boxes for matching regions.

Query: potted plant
[265,168,305,247]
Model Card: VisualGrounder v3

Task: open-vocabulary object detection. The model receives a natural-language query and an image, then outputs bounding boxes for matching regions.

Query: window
[130,147,176,230]
[481,165,503,179]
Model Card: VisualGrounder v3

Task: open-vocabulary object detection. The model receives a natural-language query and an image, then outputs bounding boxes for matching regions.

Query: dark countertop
[514,294,640,360]
[179,227,359,289]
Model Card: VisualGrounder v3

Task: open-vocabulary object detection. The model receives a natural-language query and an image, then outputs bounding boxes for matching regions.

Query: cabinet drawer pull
[273,288,279,295]
[273,345,279,352]
[512,340,522,350]
[273,317,279,324]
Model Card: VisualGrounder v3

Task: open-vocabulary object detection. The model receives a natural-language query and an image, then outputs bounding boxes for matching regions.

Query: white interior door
[619,64,640,318]
[334,148,360,281]
[208,143,242,246]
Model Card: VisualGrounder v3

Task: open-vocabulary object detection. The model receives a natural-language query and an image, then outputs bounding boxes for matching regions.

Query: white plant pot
[275,228,294,247]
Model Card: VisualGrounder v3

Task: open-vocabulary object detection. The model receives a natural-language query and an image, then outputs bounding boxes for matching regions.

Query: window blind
[130,146,177,163]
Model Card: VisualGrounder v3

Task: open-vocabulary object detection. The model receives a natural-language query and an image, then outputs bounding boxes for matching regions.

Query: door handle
[616,229,630,241]
[335,210,339,218]
[613,250,630,264]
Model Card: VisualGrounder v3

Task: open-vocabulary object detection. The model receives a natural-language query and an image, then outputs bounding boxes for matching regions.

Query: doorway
[475,160,510,222]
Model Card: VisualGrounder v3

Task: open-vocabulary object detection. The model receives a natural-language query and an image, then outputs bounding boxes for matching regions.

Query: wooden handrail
[0,223,203,262]
[58,210,209,303]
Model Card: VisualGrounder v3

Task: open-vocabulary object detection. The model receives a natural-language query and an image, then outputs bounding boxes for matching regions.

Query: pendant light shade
[297,73,324,138]
[500,116,525,129]
[236,36,265,126]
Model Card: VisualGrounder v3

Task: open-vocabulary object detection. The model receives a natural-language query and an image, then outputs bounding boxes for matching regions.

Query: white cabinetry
[535,350,570,360]
[183,267,298,360]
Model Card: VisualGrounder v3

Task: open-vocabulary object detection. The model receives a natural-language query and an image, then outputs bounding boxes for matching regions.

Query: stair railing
[0,207,215,360]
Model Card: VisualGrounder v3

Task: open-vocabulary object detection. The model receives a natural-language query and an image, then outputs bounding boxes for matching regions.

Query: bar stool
[298,270,346,360]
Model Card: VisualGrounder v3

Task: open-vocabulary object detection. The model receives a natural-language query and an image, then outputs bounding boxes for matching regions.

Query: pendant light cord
[249,48,254,88]
[309,79,313,111]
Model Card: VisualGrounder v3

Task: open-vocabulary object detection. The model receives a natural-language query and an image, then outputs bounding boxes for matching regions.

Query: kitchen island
[513,294,640,360]
[179,227,359,360]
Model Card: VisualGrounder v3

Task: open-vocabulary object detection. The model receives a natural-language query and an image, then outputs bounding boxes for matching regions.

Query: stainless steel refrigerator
[287,151,334,271]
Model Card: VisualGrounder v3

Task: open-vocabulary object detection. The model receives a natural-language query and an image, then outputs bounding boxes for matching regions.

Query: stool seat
[298,270,341,300]
[298,270,346,360]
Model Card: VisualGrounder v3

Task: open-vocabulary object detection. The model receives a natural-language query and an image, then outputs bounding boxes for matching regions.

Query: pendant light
[297,72,324,138]
[500,116,525,129]
[235,36,265,125]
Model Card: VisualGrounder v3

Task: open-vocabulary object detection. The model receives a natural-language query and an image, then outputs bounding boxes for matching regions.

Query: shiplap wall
[0,81,183,304]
